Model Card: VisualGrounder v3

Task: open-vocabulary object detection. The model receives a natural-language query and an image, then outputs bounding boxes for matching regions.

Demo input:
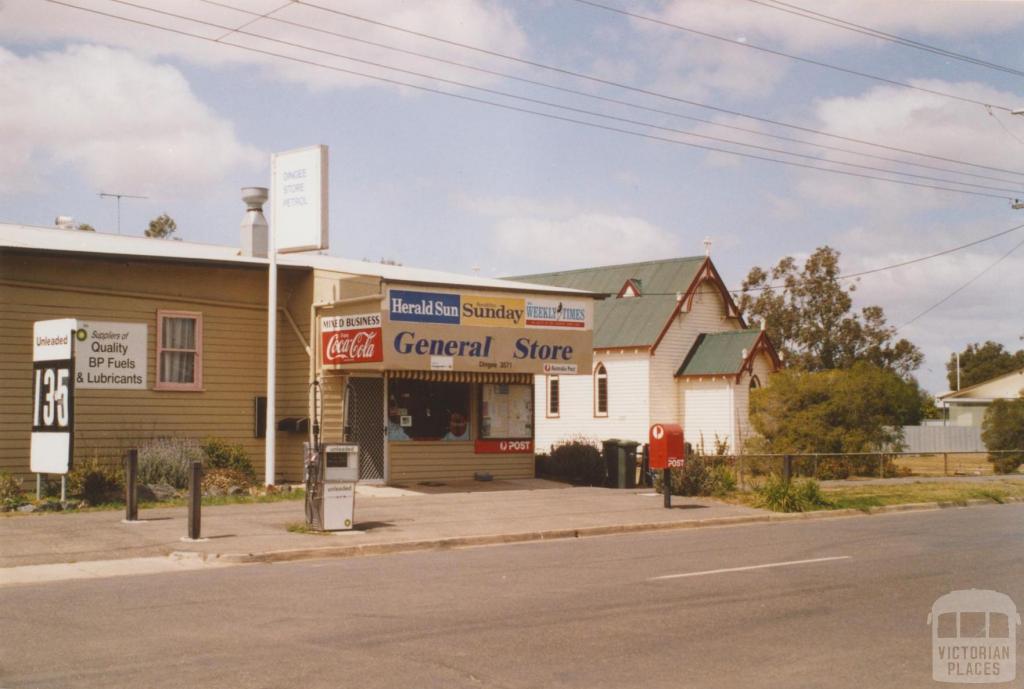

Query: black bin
[601,439,621,487]
[619,440,641,489]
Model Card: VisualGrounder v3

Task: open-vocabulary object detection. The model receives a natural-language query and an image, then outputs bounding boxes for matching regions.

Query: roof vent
[240,187,269,258]
[55,215,75,230]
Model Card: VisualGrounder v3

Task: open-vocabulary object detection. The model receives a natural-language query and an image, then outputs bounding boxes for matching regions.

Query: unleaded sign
[31,318,77,474]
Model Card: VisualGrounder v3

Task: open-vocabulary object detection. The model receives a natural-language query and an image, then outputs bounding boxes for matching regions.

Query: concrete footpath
[2,477,1018,586]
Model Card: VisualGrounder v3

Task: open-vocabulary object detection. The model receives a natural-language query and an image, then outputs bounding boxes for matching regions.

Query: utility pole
[98,192,148,234]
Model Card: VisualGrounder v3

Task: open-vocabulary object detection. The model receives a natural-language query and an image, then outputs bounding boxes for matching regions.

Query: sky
[2,0,1024,394]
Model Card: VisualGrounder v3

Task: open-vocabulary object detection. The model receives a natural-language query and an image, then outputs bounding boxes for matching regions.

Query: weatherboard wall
[652,280,741,426]
[0,250,313,482]
[533,351,650,451]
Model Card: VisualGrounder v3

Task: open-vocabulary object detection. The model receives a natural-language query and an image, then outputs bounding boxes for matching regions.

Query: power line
[106,0,1024,196]
[212,0,290,43]
[292,0,1024,178]
[57,0,1020,200]
[198,0,1024,189]
[649,221,1024,294]
[898,234,1024,329]
[569,0,1016,112]
[745,0,1024,79]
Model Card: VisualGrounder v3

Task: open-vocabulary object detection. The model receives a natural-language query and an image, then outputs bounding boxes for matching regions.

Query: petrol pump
[305,380,359,531]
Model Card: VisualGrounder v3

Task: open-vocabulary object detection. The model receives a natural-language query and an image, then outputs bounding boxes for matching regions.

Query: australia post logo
[321,313,383,365]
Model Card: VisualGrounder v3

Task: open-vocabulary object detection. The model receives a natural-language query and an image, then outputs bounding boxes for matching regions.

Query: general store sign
[31,318,77,474]
[271,144,329,253]
[321,312,383,365]
[75,321,147,389]
[319,288,594,375]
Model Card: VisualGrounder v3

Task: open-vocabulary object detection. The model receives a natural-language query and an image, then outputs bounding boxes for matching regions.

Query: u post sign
[31,319,78,474]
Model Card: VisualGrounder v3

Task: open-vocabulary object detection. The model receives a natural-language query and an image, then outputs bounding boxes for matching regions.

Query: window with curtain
[156,311,202,390]
[546,376,560,417]
[594,363,608,417]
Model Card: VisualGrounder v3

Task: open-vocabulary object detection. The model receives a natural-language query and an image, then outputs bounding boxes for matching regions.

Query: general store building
[1,221,596,484]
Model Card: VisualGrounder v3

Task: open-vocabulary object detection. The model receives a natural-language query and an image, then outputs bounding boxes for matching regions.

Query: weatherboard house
[513,255,783,454]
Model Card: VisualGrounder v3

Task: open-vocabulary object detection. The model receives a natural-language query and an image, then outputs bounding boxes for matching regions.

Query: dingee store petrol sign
[319,289,594,375]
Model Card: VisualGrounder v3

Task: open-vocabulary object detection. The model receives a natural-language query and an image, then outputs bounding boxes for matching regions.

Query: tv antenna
[98,192,148,234]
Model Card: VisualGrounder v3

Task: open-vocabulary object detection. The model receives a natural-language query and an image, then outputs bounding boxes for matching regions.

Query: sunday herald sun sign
[319,289,594,375]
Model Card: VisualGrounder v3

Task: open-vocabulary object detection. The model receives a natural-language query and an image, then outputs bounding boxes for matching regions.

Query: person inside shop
[442,410,469,441]
[387,396,410,441]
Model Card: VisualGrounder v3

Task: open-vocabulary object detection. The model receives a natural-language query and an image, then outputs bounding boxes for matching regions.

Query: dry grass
[893,453,995,477]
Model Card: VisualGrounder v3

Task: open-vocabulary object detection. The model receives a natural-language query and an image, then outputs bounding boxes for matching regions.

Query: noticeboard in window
[480,383,532,439]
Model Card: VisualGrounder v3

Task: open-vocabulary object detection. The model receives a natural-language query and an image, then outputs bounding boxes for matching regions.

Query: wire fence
[639,448,1024,492]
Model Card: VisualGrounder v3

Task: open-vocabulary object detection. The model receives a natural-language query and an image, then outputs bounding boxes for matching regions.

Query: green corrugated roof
[509,257,705,348]
[676,330,762,376]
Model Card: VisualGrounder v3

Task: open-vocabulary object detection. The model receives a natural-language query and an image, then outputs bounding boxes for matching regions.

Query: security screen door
[348,377,385,481]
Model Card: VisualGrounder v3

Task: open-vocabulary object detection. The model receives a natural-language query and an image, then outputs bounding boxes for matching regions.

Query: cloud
[490,212,684,271]
[0,0,528,92]
[0,45,262,197]
[833,225,1024,392]
[789,80,1024,212]
[581,0,1024,101]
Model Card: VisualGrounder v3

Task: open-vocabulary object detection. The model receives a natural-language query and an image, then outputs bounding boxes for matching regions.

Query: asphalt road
[2,504,1022,689]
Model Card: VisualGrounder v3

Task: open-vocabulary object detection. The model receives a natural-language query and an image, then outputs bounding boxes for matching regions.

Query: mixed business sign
[320,288,593,375]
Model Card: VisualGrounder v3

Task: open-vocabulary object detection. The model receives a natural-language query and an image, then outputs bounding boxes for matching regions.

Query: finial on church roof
[703,236,712,257]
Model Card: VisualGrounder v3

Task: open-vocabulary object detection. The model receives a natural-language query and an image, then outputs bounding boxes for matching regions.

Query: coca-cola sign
[321,312,383,365]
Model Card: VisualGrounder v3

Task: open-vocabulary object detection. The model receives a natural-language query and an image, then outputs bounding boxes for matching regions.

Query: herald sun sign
[649,423,685,470]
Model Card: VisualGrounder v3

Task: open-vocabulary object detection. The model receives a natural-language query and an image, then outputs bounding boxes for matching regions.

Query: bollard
[782,455,793,484]
[187,461,202,540]
[124,448,139,522]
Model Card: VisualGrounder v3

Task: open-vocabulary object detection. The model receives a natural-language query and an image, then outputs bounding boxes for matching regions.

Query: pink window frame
[593,363,608,417]
[546,375,560,418]
[156,310,203,391]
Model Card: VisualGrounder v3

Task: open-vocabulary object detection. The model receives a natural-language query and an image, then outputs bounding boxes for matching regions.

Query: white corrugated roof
[0,223,594,296]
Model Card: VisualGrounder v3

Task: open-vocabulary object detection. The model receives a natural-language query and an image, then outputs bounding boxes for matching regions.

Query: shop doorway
[348,376,385,481]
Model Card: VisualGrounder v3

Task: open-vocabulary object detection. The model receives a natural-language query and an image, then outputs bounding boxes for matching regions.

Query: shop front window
[480,384,533,439]
[388,379,471,442]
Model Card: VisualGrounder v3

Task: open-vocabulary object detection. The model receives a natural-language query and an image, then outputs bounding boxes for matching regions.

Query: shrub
[0,472,25,509]
[982,397,1024,474]
[655,458,738,497]
[138,437,204,489]
[202,467,255,496]
[67,457,124,504]
[541,439,605,485]
[753,475,829,513]
[201,437,256,482]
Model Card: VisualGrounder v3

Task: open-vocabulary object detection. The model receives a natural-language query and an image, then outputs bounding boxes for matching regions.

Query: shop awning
[386,370,533,384]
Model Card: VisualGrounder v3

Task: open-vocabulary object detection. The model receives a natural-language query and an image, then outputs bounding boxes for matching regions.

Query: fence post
[782,455,792,484]
[124,448,138,522]
[738,455,745,492]
[879,454,885,479]
[944,453,949,477]
[187,461,202,540]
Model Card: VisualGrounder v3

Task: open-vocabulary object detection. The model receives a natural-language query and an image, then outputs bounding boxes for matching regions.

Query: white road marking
[650,555,851,581]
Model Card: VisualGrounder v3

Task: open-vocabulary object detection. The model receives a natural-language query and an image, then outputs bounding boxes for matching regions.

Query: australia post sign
[321,313,383,365]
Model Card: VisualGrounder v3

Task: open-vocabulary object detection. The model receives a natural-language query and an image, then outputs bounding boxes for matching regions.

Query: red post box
[649,423,685,470]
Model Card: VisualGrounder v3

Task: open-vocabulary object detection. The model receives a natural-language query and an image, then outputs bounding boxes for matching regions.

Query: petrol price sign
[30,319,77,474]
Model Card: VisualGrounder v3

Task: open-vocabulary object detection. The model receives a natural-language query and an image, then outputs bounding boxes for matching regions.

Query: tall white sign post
[31,318,79,499]
[268,145,329,485]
